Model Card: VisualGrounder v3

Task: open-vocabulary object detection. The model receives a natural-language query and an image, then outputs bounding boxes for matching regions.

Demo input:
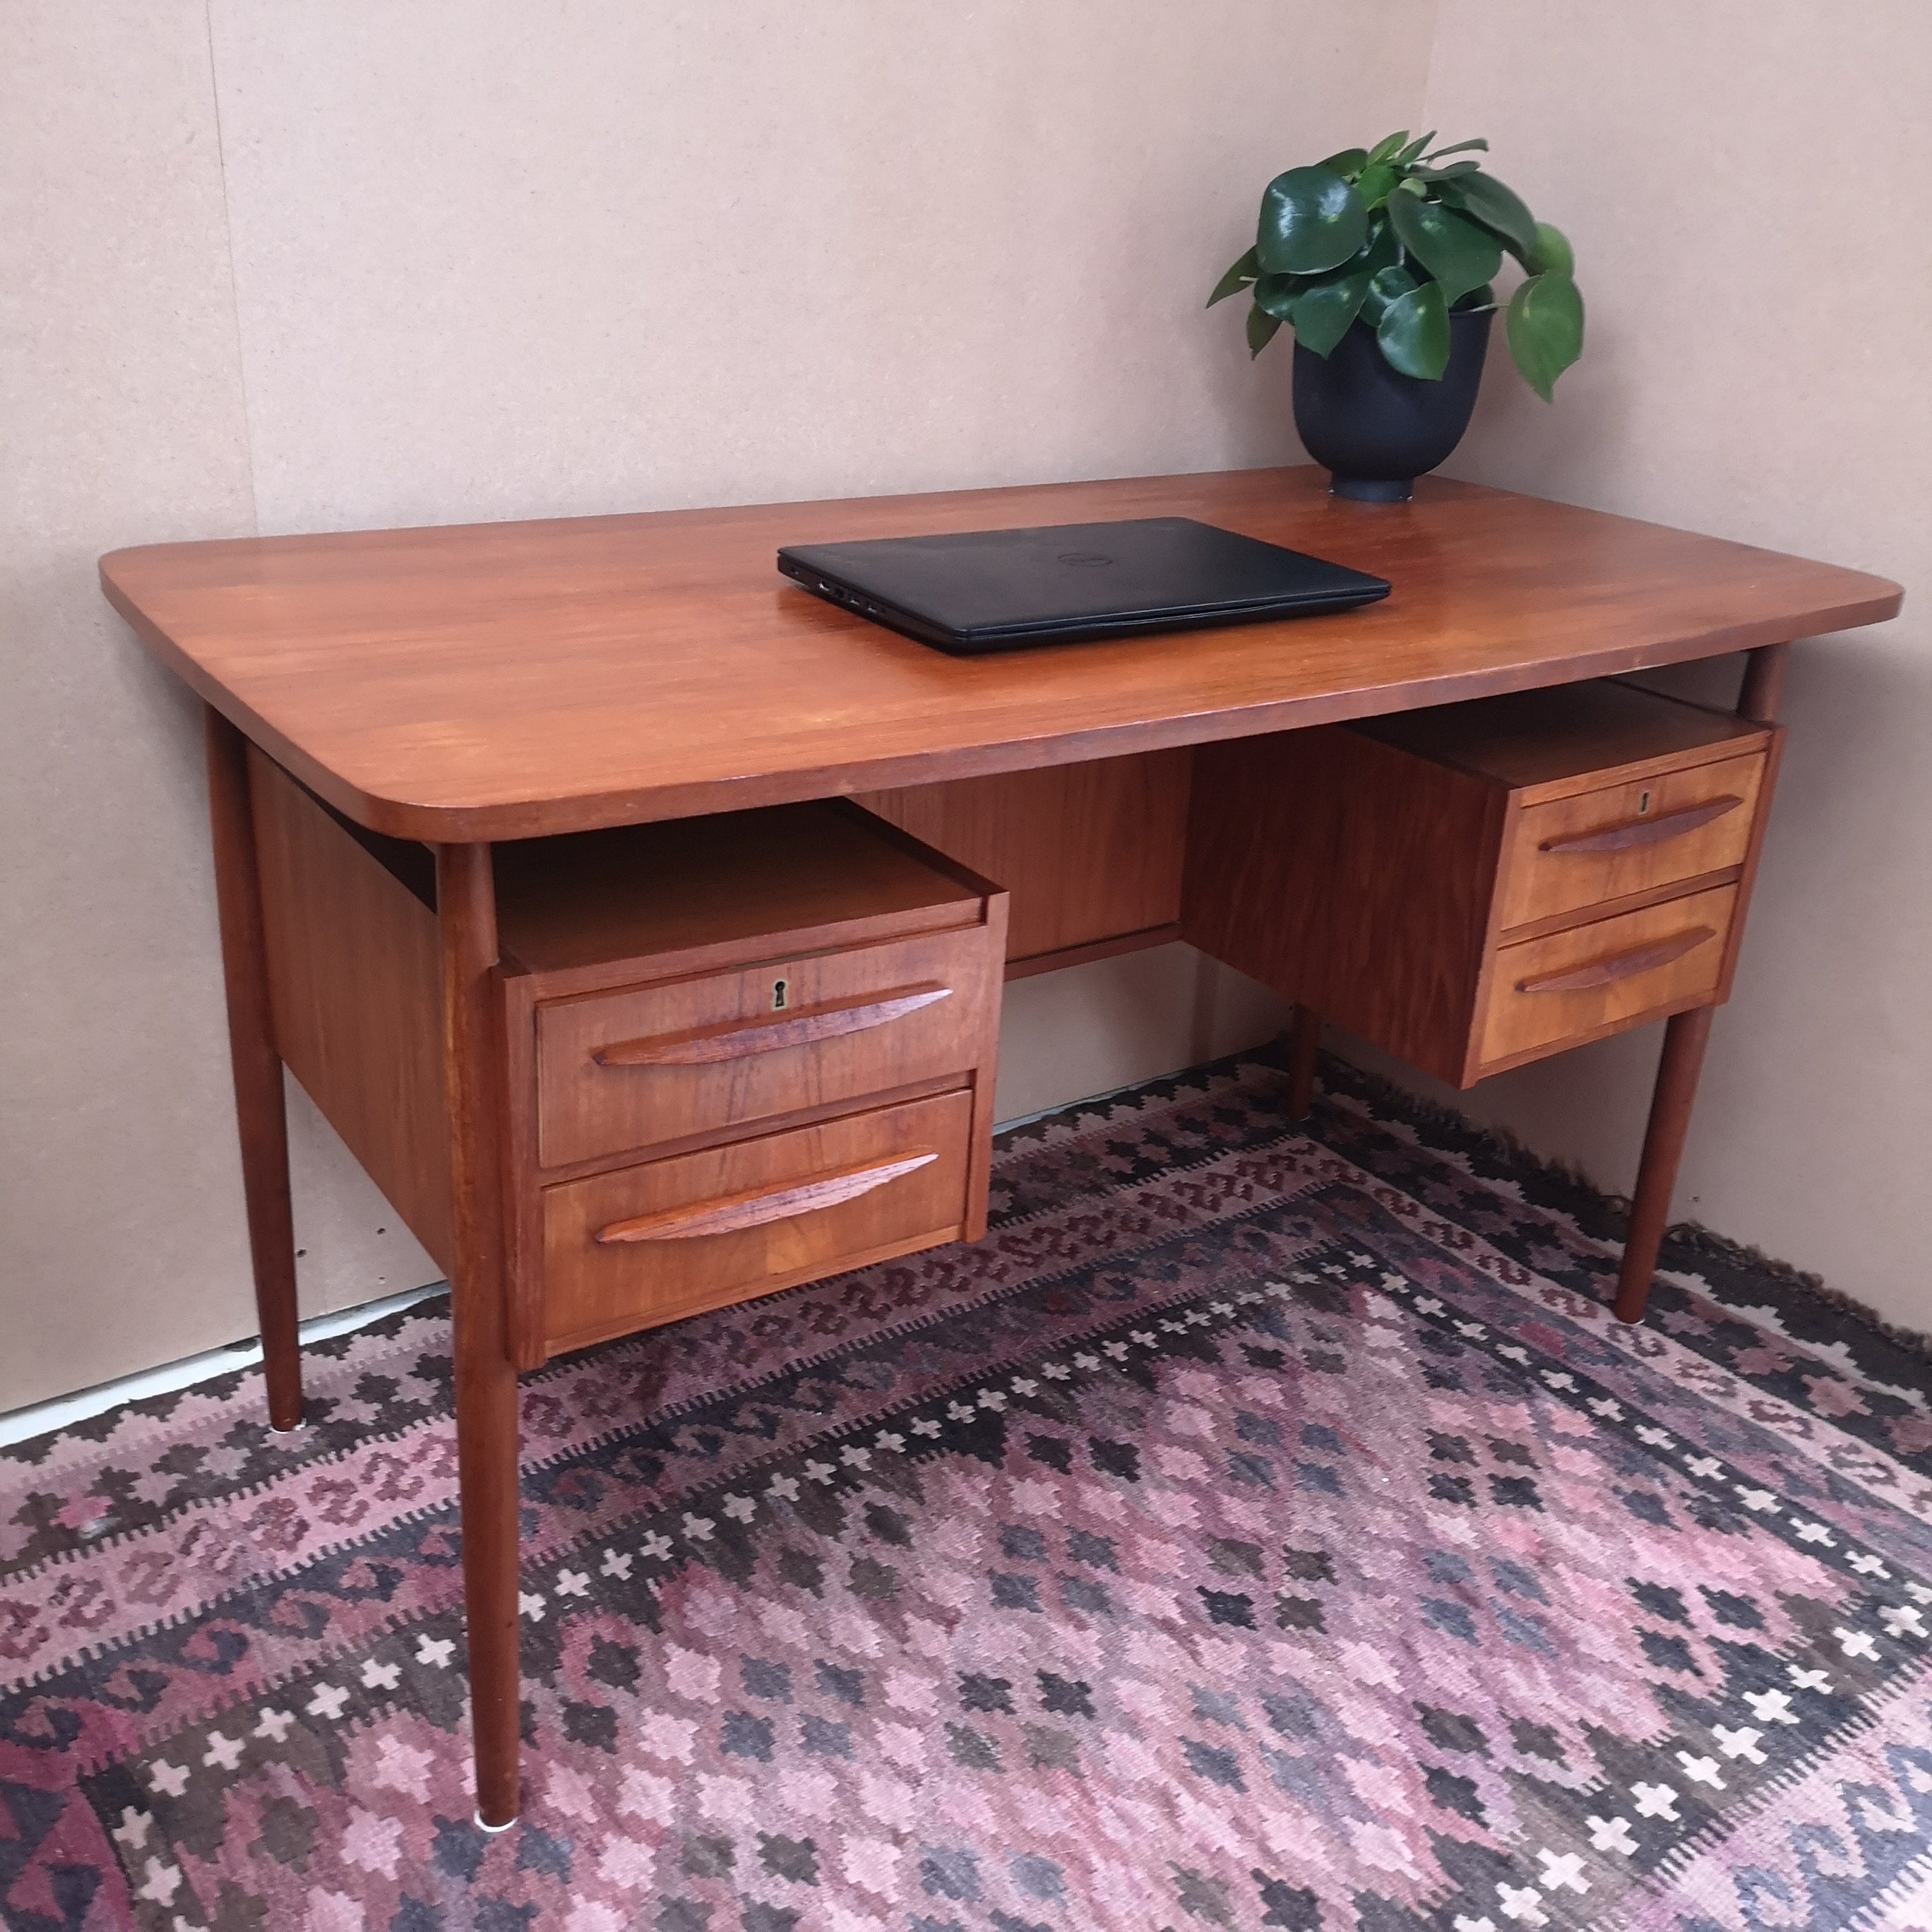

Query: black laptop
[775,516,1390,655]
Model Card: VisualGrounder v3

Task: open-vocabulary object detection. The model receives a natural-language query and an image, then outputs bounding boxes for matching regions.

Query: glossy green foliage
[1385,194,1502,307]
[1377,282,1450,378]
[1506,271,1585,400]
[1290,271,1373,356]
[1257,166,1368,276]
[1210,132,1583,395]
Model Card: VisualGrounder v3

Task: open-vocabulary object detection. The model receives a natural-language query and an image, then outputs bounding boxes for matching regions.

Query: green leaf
[1344,217,1403,279]
[1354,162,1398,208]
[1360,262,1417,327]
[1412,160,1481,181]
[1393,130,1437,166]
[1505,272,1584,399]
[1207,246,1260,306]
[1288,272,1372,357]
[1320,148,1369,179]
[1385,193,1503,305]
[1441,172,1538,258]
[1378,281,1450,378]
[1257,165,1368,275]
[1247,302,1283,358]
[1253,272,1305,321]
[1366,130,1409,165]
[1424,138,1489,160]
[1527,220,1575,276]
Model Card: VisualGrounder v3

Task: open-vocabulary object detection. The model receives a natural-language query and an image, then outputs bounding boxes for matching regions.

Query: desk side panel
[1182,728,1502,1084]
[249,749,453,1272]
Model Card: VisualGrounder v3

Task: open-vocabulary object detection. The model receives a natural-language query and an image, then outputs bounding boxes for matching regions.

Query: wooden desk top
[101,467,1900,842]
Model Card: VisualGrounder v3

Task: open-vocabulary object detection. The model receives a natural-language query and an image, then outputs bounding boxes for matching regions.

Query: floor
[4,1046,1931,1931]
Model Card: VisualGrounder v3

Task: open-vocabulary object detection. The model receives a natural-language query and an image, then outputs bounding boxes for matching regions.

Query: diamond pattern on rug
[4,1047,1931,1931]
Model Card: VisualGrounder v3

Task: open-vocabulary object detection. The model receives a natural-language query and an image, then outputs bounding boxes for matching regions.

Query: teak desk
[100,467,1901,1824]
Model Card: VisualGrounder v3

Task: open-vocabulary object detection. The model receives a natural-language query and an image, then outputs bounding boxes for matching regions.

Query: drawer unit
[1183,679,1779,1088]
[494,798,1007,1366]
[542,1091,974,1354]
[536,924,998,1168]
[242,769,1006,1373]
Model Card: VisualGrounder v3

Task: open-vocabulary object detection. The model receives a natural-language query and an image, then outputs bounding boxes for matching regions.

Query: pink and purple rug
[6,1051,1932,1931]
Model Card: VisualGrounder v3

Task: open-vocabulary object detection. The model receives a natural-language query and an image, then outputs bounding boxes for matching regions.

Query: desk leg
[204,710,304,1431]
[1286,1006,1322,1119]
[1615,639,1781,1322]
[1738,640,1789,723]
[1614,1004,1715,1323]
[437,843,521,1829]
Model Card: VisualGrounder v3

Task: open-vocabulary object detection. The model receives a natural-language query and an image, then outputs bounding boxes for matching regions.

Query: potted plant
[1210,131,1583,500]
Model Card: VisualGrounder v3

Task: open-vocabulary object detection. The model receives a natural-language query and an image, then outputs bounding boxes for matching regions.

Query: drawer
[542,1090,973,1353]
[1477,884,1736,1071]
[536,924,998,1168]
[1498,751,1765,931]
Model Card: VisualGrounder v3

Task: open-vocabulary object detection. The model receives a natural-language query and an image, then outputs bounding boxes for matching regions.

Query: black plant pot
[1292,307,1493,502]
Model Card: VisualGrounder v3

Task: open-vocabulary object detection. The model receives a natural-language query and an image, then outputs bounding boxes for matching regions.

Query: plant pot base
[1328,475,1413,503]
[1294,308,1493,505]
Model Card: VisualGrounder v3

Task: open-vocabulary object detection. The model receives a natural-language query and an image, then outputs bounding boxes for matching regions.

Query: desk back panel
[855,749,1192,974]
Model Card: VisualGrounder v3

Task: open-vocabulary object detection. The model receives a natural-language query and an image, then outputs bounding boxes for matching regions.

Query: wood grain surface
[1476,885,1736,1069]
[1498,751,1765,931]
[1352,678,1771,797]
[856,750,1191,967]
[592,1150,940,1244]
[491,802,983,979]
[542,1090,972,1355]
[1184,724,1508,1085]
[436,841,523,1827]
[100,468,1901,841]
[204,712,305,1431]
[535,925,998,1170]
[249,749,453,1270]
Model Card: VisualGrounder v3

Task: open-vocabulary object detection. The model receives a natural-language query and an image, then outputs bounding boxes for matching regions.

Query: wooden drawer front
[1499,752,1764,931]
[542,1090,973,1352]
[536,926,996,1168]
[1477,884,1736,1071]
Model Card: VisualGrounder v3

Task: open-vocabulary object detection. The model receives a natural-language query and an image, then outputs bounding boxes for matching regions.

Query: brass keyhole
[1638,790,1652,816]
[772,977,789,1010]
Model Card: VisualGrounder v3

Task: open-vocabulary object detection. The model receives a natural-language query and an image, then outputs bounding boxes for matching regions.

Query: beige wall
[1364,0,1930,1332]
[11,1,1922,1414]
[1,1,1420,1411]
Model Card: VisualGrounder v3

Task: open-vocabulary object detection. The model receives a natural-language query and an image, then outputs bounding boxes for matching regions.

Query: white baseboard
[0,1282,446,1450]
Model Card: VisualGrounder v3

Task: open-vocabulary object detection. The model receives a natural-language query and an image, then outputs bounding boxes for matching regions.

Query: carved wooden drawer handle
[594,1151,938,1244]
[1515,926,1716,996]
[593,983,951,1068]
[1539,796,1743,856]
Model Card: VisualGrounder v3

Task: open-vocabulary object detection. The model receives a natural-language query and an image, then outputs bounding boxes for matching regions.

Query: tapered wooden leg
[1614,1004,1716,1323]
[1286,1005,1322,1119]
[1737,640,1789,723]
[437,843,521,1828]
[204,710,304,1431]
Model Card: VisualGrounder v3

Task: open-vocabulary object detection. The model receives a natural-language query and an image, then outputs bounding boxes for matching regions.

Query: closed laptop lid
[776,516,1390,650]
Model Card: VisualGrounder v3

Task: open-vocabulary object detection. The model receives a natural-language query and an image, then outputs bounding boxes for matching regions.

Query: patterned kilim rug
[6,1050,1932,1932]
